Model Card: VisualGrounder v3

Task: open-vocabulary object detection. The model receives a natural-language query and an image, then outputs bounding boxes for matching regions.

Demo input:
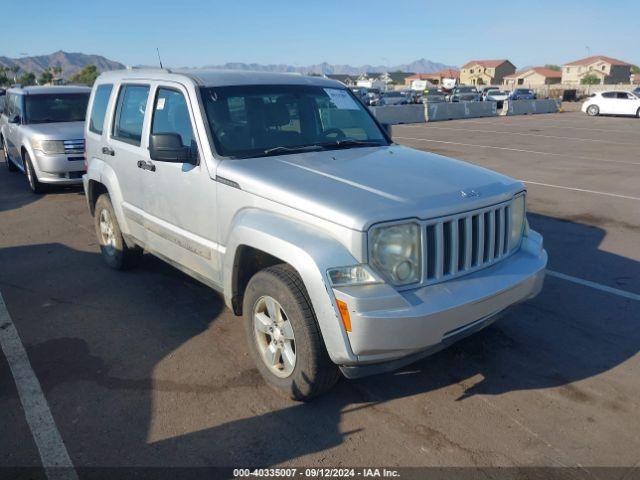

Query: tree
[18,71,36,86]
[0,66,9,86]
[38,68,54,85]
[581,74,600,85]
[632,65,640,75]
[544,64,561,71]
[69,64,99,86]
[9,65,20,82]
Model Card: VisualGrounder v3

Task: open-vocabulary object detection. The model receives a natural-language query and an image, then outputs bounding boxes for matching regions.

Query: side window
[112,84,150,146]
[89,84,113,134]
[602,92,616,98]
[151,88,195,148]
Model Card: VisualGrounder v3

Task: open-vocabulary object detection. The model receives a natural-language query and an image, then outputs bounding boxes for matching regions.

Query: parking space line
[547,270,640,301]
[0,292,78,480]
[523,181,640,201]
[394,136,640,166]
[408,125,640,147]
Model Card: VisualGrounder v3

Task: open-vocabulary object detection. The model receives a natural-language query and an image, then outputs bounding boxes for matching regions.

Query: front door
[141,83,221,285]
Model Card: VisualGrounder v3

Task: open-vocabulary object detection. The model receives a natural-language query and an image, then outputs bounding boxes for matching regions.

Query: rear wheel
[586,105,599,116]
[636,108,640,118]
[3,139,18,172]
[243,264,340,401]
[24,152,47,193]
[94,193,142,270]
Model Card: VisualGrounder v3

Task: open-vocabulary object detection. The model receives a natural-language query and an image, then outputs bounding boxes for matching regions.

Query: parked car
[349,87,369,104]
[479,86,501,101]
[84,69,546,400]
[582,90,640,117]
[364,88,381,106]
[378,91,409,106]
[510,88,536,101]
[485,89,509,101]
[633,86,640,97]
[0,85,91,193]
[449,86,480,102]
[421,89,447,104]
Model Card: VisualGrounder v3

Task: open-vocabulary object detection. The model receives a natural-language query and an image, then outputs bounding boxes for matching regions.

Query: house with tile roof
[503,67,562,88]
[404,69,460,87]
[561,56,632,85]
[459,60,516,86]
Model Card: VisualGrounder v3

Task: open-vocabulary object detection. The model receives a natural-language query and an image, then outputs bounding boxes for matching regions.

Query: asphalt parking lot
[1,110,639,476]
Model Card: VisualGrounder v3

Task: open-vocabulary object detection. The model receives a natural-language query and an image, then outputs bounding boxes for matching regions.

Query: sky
[3,0,639,69]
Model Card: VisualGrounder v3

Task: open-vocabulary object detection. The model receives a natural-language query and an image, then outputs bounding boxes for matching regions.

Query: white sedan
[582,91,640,117]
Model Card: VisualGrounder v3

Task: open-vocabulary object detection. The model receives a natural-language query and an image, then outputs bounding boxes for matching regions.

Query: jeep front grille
[422,198,517,285]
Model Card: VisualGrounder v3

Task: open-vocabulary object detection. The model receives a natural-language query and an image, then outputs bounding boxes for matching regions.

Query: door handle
[102,146,115,156]
[137,160,156,172]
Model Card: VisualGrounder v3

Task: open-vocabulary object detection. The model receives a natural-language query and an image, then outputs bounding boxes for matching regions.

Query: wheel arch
[224,209,359,365]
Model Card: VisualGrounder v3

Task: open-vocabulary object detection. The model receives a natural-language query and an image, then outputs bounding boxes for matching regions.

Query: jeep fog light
[510,195,526,251]
[32,139,66,155]
[370,222,421,286]
[328,265,379,287]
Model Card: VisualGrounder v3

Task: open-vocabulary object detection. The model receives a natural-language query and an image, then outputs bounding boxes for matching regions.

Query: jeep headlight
[32,139,66,155]
[370,222,421,286]
[509,195,526,251]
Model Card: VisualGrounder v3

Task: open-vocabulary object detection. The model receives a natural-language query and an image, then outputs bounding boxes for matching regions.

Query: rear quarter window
[89,84,113,135]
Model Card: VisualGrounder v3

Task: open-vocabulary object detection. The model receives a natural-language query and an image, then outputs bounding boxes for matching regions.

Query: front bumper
[332,231,547,373]
[32,151,85,184]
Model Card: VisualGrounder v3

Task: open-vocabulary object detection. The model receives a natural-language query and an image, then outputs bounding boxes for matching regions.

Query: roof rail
[125,66,173,73]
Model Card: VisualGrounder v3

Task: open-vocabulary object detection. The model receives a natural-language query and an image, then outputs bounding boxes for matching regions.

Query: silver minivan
[83,69,547,400]
[1,85,90,193]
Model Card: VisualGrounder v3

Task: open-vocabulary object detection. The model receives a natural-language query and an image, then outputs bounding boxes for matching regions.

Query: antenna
[156,48,164,69]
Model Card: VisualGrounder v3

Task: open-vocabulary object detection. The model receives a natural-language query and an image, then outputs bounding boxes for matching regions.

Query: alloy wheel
[253,295,296,378]
[98,208,117,256]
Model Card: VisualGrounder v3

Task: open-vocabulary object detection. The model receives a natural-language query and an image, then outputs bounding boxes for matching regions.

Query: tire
[636,108,640,119]
[23,152,47,193]
[94,193,143,270]
[243,264,340,401]
[586,105,599,117]
[3,139,18,172]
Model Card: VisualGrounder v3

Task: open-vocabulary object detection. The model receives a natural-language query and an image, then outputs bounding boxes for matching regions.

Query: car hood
[217,145,524,231]
[21,121,85,140]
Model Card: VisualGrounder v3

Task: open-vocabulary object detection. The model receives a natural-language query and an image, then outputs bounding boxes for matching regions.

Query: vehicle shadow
[0,155,84,213]
[0,211,637,471]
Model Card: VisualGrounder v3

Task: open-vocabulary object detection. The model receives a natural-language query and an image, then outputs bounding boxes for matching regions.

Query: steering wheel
[320,128,346,141]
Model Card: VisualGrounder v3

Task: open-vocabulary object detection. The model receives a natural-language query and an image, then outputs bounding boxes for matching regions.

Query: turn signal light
[337,299,352,332]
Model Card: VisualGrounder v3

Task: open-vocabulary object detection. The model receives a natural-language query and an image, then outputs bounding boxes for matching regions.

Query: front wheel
[24,152,47,193]
[94,193,142,270]
[586,105,599,116]
[243,264,340,401]
[2,139,18,172]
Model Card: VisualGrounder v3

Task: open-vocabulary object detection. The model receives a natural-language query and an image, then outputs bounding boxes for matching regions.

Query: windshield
[201,85,388,159]
[457,87,476,93]
[383,92,402,97]
[24,93,89,124]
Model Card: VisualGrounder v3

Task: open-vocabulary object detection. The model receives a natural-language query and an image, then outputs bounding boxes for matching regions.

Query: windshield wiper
[325,139,385,149]
[262,145,325,156]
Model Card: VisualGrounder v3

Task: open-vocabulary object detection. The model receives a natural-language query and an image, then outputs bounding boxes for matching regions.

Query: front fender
[224,209,359,364]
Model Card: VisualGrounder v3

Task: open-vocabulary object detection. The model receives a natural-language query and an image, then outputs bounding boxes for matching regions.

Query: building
[325,74,358,86]
[561,56,632,85]
[460,60,516,86]
[503,67,562,88]
[404,69,460,87]
[355,72,415,90]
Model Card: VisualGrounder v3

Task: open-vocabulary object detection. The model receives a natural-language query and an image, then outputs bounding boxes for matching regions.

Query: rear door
[105,83,153,243]
[141,82,221,284]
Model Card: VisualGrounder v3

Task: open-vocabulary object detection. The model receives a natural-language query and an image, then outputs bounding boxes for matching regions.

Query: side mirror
[8,114,20,124]
[149,133,197,164]
[381,123,392,139]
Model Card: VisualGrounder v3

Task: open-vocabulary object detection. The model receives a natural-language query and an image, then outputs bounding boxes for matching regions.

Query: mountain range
[0,51,125,79]
[0,51,456,79]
